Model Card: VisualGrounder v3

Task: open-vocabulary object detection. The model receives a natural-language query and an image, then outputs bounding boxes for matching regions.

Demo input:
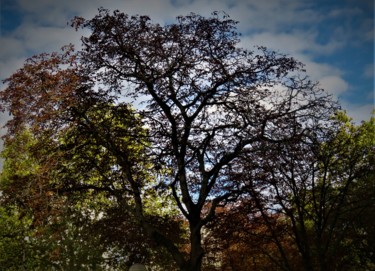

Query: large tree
[1,10,338,271]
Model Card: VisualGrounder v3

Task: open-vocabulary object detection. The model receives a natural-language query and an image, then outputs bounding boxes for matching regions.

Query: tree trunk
[182,220,205,271]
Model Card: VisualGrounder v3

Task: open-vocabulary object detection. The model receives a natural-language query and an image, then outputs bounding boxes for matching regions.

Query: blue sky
[0,0,374,123]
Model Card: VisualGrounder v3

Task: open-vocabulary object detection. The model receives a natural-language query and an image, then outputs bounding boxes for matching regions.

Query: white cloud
[0,57,26,82]
[15,24,81,53]
[239,31,340,56]
[0,23,82,85]
[300,59,342,79]
[232,0,322,32]
[238,33,348,99]
[0,37,25,59]
[319,76,349,97]
[0,36,27,80]
[340,102,374,124]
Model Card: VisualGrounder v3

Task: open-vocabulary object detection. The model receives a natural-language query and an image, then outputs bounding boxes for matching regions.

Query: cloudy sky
[0,0,374,124]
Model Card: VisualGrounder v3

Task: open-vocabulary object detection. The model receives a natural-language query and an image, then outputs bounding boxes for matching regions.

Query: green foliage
[328,111,375,270]
[0,129,40,199]
[0,205,35,270]
[292,112,374,270]
[0,128,110,270]
[0,103,183,270]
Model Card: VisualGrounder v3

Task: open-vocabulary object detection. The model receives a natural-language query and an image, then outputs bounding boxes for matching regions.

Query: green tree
[55,101,184,270]
[0,128,109,270]
[0,108,182,270]
[321,112,375,270]
[203,113,374,271]
[1,10,338,271]
[0,205,37,271]
[235,112,375,271]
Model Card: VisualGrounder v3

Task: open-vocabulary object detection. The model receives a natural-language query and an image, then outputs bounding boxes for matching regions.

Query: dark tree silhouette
[1,9,339,271]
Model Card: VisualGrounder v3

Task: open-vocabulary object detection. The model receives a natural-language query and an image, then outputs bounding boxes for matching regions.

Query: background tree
[0,104,182,270]
[1,10,339,271]
[0,128,108,270]
[202,112,374,271]
[231,112,375,271]
[322,112,375,270]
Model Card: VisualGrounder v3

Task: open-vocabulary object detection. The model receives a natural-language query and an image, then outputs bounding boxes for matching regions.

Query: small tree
[1,10,338,271]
